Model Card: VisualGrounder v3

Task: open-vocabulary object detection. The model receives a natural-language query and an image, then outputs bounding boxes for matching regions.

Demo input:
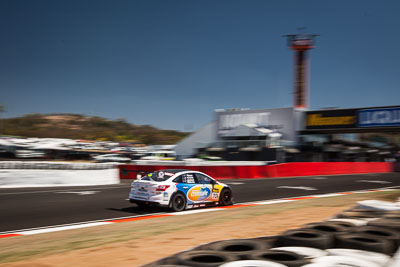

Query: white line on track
[248,199,295,205]
[307,193,344,198]
[277,186,317,191]
[172,208,227,215]
[19,222,113,235]
[55,191,100,195]
[357,180,392,184]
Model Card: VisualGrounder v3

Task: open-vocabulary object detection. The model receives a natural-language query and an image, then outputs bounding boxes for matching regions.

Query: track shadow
[107,206,166,214]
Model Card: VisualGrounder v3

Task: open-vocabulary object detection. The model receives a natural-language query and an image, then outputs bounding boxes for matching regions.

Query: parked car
[140,150,176,160]
[15,149,45,159]
[92,154,131,163]
[129,169,234,212]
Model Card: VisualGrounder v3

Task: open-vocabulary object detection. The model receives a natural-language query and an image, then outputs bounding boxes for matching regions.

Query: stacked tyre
[143,204,400,266]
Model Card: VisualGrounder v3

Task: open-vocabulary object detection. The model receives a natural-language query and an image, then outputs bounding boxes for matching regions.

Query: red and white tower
[284,32,318,109]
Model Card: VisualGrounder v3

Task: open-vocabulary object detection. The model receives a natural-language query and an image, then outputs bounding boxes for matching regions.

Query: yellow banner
[307,114,355,126]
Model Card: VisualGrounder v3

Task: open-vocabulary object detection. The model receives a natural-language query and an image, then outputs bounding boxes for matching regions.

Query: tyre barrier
[245,249,309,267]
[334,233,393,255]
[276,229,334,249]
[385,210,400,215]
[304,255,382,267]
[219,260,287,267]
[327,218,368,227]
[325,248,391,266]
[317,220,356,230]
[352,226,400,253]
[384,214,400,220]
[336,210,382,219]
[205,239,272,260]
[176,251,239,267]
[356,200,400,212]
[144,201,400,267]
[368,218,400,232]
[270,247,327,259]
[303,222,350,235]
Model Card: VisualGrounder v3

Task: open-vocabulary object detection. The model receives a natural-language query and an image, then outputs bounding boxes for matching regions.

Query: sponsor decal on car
[187,186,211,201]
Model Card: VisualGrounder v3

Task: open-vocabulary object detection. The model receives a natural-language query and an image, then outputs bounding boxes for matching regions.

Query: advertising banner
[358,107,400,127]
[305,109,357,130]
[216,108,296,141]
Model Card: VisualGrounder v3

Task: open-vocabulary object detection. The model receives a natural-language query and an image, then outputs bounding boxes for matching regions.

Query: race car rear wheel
[170,192,186,212]
[220,188,233,206]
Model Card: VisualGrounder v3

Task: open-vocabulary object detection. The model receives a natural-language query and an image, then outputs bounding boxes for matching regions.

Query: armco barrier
[118,162,393,179]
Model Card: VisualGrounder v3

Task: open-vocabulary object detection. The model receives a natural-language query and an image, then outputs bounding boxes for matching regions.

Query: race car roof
[157,169,192,174]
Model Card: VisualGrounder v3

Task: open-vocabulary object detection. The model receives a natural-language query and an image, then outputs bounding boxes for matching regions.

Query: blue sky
[1,0,399,131]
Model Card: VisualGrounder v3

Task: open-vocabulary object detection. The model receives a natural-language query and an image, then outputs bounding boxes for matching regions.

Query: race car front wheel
[220,188,233,206]
[170,192,186,212]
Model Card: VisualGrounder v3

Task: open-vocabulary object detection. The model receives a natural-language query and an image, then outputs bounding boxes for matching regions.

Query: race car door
[194,173,221,203]
[174,173,200,205]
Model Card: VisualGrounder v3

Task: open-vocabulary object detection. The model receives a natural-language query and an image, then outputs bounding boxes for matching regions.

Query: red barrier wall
[118,162,393,180]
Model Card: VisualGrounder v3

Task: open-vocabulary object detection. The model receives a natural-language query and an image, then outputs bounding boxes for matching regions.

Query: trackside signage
[358,107,400,127]
[305,109,357,130]
[216,108,297,141]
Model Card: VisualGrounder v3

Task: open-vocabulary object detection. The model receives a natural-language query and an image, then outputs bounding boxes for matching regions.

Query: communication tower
[284,31,318,109]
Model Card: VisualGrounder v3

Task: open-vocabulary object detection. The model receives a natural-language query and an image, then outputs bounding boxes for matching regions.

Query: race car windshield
[147,171,175,182]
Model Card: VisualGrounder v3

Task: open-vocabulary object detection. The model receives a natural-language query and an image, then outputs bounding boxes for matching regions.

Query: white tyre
[326,248,390,266]
[356,200,400,211]
[219,260,287,267]
[271,246,327,259]
[328,218,368,226]
[311,255,382,267]
[301,264,331,267]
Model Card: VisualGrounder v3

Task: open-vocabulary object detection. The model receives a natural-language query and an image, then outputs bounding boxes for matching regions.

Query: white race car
[93,154,131,163]
[129,169,234,212]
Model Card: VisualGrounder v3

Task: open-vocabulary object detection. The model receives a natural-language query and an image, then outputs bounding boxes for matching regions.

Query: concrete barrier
[0,161,120,187]
[0,168,120,187]
[0,161,117,170]
[118,162,393,180]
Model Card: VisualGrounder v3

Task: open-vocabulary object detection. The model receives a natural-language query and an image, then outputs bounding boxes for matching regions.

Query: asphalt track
[1,173,400,232]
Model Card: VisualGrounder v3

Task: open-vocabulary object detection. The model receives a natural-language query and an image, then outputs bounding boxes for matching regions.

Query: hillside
[1,113,189,144]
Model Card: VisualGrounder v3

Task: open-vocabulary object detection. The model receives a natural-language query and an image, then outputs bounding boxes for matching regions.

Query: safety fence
[119,162,394,179]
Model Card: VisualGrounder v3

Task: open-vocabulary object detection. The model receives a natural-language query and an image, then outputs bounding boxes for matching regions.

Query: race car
[129,169,233,212]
